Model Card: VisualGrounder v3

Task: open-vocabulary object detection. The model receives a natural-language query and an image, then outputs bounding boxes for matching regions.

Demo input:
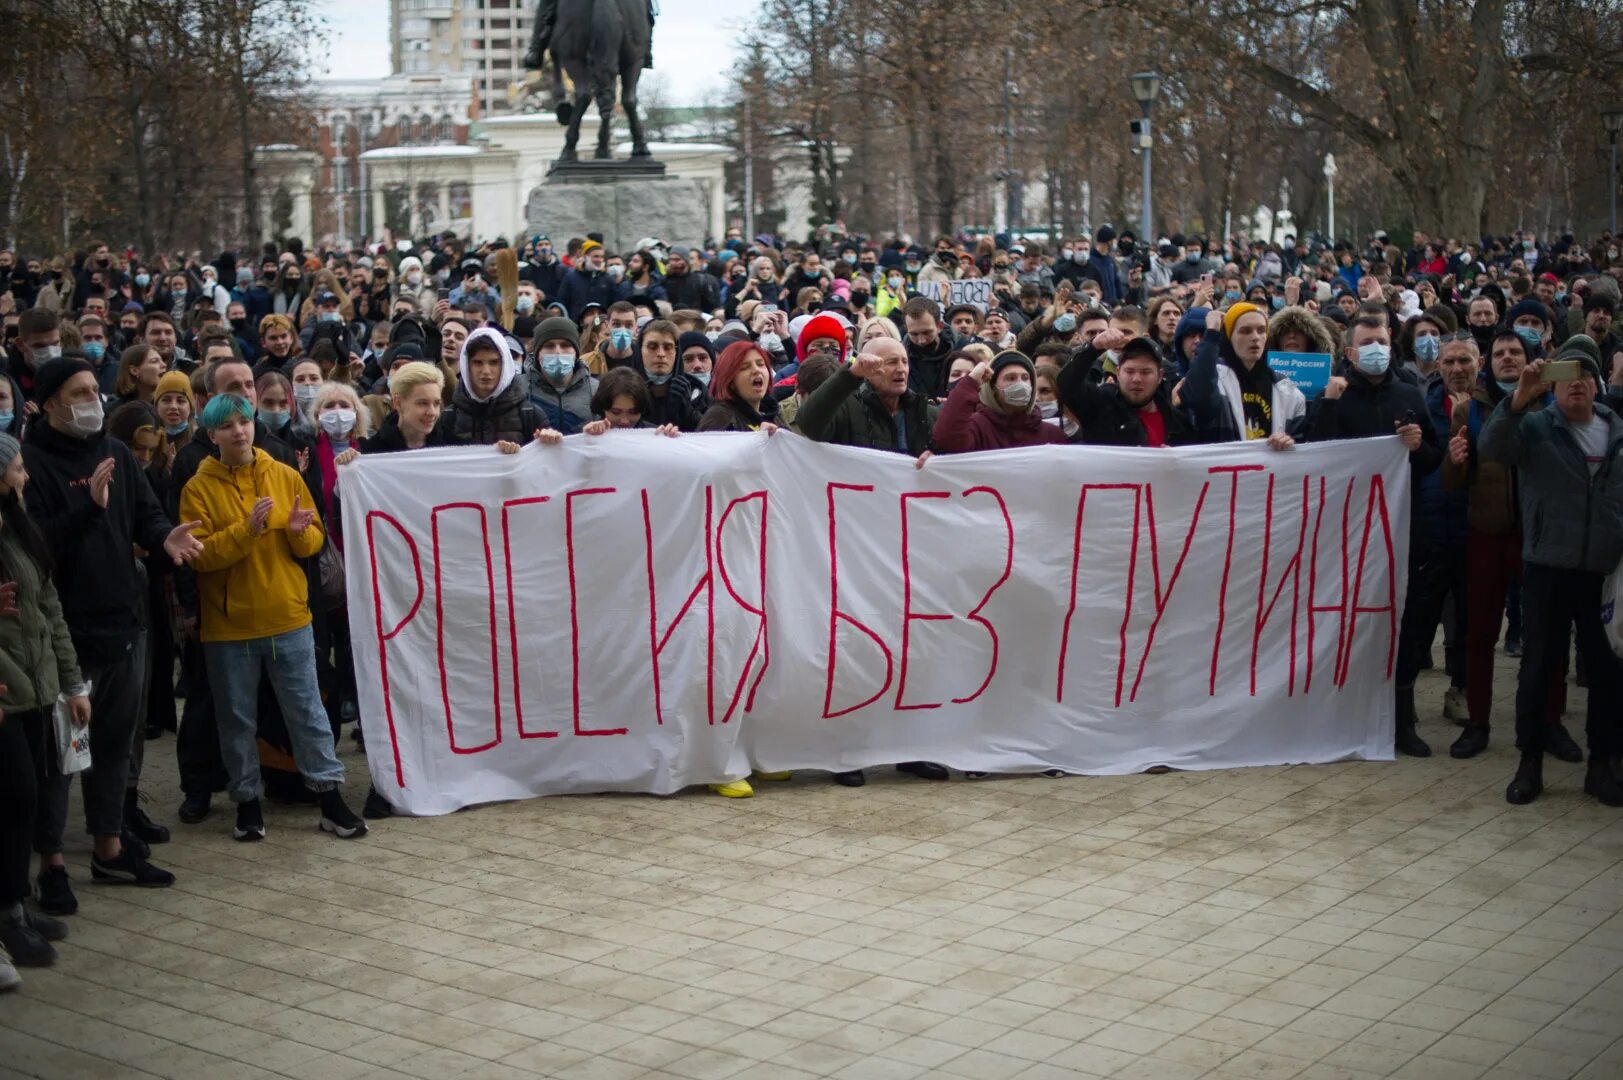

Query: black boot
[1450,724,1490,759]
[1394,684,1431,758]
[1583,756,1623,807]
[1506,750,1544,804]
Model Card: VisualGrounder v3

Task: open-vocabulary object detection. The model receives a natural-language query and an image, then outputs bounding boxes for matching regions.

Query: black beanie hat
[1504,298,1551,330]
[676,330,715,363]
[990,349,1036,381]
[33,356,96,404]
[533,316,580,351]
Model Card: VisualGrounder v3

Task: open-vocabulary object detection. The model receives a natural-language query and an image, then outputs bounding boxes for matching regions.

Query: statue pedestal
[525,162,708,252]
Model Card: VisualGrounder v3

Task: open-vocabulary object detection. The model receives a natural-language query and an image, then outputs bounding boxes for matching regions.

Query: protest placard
[1268,351,1335,396]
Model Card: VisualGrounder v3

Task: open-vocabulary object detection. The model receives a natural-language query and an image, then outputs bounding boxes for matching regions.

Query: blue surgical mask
[294,384,319,408]
[1270,297,1284,311]
[1054,313,1077,334]
[0,411,13,429]
[609,328,634,352]
[163,419,190,437]
[321,311,342,323]
[1496,379,1519,395]
[1513,325,1542,350]
[516,295,535,314]
[1224,290,1243,303]
[647,371,672,386]
[1413,334,1440,362]
[691,370,710,387]
[758,331,783,354]
[257,408,288,430]
[135,272,151,288]
[542,353,574,380]
[82,341,106,363]
[1185,251,1201,264]
[1355,342,1391,375]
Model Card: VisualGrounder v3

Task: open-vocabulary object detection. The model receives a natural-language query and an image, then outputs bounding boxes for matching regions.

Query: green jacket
[0,525,84,714]
[796,367,939,455]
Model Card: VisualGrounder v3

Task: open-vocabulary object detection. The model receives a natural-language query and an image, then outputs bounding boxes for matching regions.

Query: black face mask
[850,292,870,307]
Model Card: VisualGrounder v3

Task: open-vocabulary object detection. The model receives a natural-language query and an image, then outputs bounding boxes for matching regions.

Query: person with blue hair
[178,393,366,843]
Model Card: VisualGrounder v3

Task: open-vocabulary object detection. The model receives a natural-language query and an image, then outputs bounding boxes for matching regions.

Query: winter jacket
[698,396,775,432]
[1170,308,1211,377]
[557,267,618,320]
[1265,305,1338,358]
[905,332,958,399]
[1479,399,1623,574]
[1185,330,1308,442]
[1057,364,1200,448]
[1088,250,1125,303]
[0,524,83,714]
[645,372,709,432]
[446,379,541,446]
[662,271,721,313]
[798,367,938,455]
[22,424,174,664]
[1416,379,1470,557]
[932,377,1069,452]
[180,449,325,643]
[525,258,565,301]
[1441,380,1544,536]
[528,360,598,434]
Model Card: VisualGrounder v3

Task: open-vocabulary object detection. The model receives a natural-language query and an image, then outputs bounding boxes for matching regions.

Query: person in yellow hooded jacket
[178,393,366,843]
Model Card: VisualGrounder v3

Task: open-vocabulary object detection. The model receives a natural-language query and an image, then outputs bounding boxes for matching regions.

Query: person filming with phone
[1478,335,1623,808]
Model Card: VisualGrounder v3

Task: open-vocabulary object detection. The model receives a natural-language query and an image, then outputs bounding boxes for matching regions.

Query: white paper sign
[343,433,1410,815]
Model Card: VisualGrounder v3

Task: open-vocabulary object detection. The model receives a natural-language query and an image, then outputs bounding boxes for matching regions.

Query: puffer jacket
[1441,380,1545,535]
[797,367,938,454]
[0,525,83,713]
[1479,399,1623,573]
[446,378,541,446]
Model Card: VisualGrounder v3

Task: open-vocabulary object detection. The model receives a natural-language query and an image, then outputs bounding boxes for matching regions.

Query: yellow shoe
[709,779,754,798]
[752,770,791,781]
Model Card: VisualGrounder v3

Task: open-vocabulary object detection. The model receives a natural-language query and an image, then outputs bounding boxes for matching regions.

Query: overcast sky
[316,0,757,104]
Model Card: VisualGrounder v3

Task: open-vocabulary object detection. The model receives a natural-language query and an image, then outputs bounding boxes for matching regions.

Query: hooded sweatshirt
[179,447,325,643]
[447,326,540,445]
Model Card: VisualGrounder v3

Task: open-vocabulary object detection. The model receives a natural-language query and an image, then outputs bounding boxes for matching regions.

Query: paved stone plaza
[2,660,1620,1080]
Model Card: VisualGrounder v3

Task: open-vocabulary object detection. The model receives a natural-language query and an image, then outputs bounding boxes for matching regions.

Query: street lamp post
[1604,110,1623,237]
[1130,72,1160,242]
[1323,153,1337,243]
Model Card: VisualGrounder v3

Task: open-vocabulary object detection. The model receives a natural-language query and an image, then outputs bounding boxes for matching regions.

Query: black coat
[662,270,722,313]
[445,379,542,446]
[1057,364,1199,447]
[1307,367,1444,539]
[644,372,709,432]
[363,413,456,453]
[22,423,173,662]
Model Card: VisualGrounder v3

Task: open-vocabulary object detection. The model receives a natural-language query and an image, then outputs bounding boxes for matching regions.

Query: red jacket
[932,377,1070,452]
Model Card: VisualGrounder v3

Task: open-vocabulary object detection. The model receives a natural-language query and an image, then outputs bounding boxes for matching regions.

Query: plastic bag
[53,685,92,775]
[1605,559,1622,660]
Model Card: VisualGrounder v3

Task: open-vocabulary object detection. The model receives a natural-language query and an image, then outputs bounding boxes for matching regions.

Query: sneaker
[318,791,368,838]
[124,795,171,845]
[833,770,865,787]
[1443,687,1470,725]
[1546,722,1584,763]
[362,786,395,820]
[0,920,57,967]
[707,779,754,799]
[177,792,211,825]
[234,799,266,843]
[896,761,948,780]
[35,865,77,916]
[90,850,175,887]
[0,956,19,992]
[1504,635,1522,657]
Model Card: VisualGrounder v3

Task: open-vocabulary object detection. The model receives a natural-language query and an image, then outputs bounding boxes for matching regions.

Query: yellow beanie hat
[1222,301,1263,339]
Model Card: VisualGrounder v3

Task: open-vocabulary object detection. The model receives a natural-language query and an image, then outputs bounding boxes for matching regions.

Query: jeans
[204,625,345,804]
[1515,562,1621,756]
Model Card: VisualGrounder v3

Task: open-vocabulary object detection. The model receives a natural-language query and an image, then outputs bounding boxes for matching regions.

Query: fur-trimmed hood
[1266,304,1338,357]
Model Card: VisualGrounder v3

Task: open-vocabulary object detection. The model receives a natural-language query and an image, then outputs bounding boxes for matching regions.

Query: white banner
[343,433,1410,815]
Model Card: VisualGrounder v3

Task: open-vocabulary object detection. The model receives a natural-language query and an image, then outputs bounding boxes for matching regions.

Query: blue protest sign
[1268,352,1334,395]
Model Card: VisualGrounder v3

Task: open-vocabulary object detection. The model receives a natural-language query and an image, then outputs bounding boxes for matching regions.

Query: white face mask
[319,408,356,438]
[66,398,105,437]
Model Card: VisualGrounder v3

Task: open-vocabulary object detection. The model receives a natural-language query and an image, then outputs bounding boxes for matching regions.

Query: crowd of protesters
[0,221,1620,990]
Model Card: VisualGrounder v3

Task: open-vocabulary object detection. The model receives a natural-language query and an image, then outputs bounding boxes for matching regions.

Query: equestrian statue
[523,0,657,163]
